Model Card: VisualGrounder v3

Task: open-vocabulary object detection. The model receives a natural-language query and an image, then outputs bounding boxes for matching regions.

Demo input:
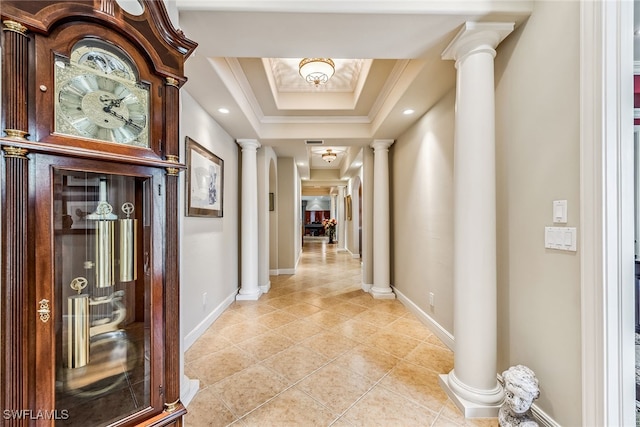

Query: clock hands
[102,108,144,131]
[99,95,126,108]
[100,97,144,131]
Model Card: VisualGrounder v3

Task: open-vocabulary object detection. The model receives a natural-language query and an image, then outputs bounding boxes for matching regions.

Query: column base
[370,286,395,299]
[439,372,504,418]
[236,288,263,301]
[259,281,271,294]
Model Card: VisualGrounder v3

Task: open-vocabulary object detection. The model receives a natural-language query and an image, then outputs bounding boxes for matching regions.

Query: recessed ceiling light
[218,107,230,114]
[403,109,415,115]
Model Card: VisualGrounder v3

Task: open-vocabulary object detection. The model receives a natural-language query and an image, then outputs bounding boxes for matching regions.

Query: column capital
[370,139,394,151]
[3,20,28,35]
[441,22,514,63]
[237,139,261,150]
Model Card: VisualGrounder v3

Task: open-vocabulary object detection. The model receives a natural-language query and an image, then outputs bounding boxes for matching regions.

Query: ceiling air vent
[305,140,324,145]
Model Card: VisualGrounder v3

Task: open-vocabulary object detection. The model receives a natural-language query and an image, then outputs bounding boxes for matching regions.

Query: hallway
[184,241,497,426]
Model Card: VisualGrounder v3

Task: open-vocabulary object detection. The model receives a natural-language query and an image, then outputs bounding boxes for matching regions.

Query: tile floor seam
[233,352,342,424]
[374,373,445,418]
[370,378,442,424]
[184,241,496,427]
[327,366,394,423]
[214,388,244,422]
[430,404,448,427]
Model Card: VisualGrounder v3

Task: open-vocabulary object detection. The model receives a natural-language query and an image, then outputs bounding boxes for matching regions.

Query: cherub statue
[499,365,540,427]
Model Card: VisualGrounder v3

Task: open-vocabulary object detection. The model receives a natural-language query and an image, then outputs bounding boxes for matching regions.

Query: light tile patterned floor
[184,240,498,427]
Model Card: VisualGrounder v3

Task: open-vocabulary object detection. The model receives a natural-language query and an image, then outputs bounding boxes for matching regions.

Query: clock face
[55,40,150,147]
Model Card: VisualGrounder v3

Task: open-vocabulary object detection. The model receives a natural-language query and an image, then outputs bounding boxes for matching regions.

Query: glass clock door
[51,168,154,426]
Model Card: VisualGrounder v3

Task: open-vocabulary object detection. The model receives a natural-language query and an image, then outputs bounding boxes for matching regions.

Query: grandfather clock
[0,1,196,425]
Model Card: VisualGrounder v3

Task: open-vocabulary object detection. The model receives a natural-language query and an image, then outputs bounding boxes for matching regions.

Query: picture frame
[185,136,224,217]
[269,192,275,211]
[345,194,352,220]
[65,200,99,229]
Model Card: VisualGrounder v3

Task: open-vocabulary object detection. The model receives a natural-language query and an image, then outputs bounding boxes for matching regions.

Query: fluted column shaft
[237,139,262,300]
[370,139,395,299]
[163,78,182,413]
[439,22,514,417]
[1,147,30,426]
[2,21,29,139]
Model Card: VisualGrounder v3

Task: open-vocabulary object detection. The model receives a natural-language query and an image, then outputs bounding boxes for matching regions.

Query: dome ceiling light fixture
[322,149,337,163]
[299,58,335,86]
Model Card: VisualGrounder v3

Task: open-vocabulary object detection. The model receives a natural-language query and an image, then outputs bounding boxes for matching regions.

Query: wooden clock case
[0,1,196,425]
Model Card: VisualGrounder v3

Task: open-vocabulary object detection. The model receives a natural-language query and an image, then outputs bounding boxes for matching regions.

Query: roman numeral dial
[57,74,147,144]
[54,40,150,147]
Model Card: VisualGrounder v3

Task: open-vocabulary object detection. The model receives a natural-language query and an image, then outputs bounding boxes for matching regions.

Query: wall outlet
[429,292,435,307]
[202,292,207,309]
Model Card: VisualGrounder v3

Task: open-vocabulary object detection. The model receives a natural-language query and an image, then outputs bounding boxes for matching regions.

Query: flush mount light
[299,58,335,86]
[322,149,337,163]
[218,107,230,114]
[403,109,415,115]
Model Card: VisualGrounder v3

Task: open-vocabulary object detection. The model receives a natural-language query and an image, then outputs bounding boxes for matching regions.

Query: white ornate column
[237,139,262,300]
[330,193,337,220]
[337,185,347,251]
[439,22,514,417]
[370,139,395,299]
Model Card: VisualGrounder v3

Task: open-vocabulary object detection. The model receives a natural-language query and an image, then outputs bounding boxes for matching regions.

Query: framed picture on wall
[65,200,99,229]
[345,194,352,220]
[185,136,224,217]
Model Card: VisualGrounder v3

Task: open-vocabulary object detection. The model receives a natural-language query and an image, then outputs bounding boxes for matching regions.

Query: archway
[268,157,277,274]
[349,176,362,258]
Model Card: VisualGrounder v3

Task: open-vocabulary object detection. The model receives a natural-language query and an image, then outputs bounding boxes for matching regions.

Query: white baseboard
[393,286,455,351]
[183,290,236,351]
[259,280,271,293]
[269,251,301,276]
[361,282,372,292]
[269,268,297,275]
[181,375,200,407]
[394,286,560,426]
[531,404,561,427]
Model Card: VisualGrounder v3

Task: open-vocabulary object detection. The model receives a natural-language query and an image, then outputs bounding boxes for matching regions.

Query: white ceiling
[176,1,532,187]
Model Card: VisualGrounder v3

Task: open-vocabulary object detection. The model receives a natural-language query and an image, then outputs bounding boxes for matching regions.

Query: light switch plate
[545,226,577,251]
[553,200,567,223]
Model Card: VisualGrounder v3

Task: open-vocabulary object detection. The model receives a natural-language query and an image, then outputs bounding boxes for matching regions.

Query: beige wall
[268,155,279,272]
[180,91,239,339]
[390,2,581,425]
[391,89,456,333]
[277,157,299,271]
[258,146,278,282]
[495,1,581,425]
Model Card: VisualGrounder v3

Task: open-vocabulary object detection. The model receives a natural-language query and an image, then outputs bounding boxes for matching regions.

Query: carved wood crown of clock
[54,39,150,147]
